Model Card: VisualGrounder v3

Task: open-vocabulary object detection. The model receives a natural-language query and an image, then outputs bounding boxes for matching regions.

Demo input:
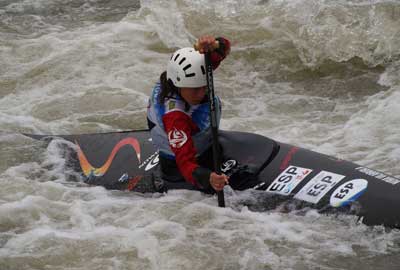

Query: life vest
[147,82,221,158]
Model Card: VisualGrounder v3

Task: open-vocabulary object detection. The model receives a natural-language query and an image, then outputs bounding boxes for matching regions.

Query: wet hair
[159,71,179,104]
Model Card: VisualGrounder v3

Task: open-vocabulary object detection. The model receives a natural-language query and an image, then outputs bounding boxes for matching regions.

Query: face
[180,86,207,105]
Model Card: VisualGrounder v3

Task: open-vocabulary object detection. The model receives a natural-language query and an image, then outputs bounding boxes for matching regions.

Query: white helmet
[167,47,206,88]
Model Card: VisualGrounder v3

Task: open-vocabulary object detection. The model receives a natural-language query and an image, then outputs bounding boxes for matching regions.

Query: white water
[1,0,400,269]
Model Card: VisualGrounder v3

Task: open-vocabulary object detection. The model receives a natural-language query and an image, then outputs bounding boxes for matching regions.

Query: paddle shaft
[205,52,225,207]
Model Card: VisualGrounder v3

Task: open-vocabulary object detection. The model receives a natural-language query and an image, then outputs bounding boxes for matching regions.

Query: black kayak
[24,129,400,228]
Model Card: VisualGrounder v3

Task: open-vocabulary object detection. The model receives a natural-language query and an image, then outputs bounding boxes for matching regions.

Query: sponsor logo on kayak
[145,154,159,171]
[168,128,188,148]
[294,171,345,204]
[118,173,129,183]
[221,159,237,173]
[355,167,400,185]
[138,151,159,171]
[266,166,312,195]
[330,179,368,207]
[76,137,141,178]
[74,137,152,189]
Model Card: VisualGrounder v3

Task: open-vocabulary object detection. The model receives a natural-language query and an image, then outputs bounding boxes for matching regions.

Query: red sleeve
[211,37,231,70]
[163,111,201,186]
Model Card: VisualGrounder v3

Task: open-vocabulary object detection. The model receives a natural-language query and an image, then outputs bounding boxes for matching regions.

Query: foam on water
[0,19,164,133]
[2,157,400,269]
[260,0,400,67]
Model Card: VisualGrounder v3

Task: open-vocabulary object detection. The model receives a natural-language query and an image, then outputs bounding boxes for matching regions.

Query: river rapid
[1,0,400,269]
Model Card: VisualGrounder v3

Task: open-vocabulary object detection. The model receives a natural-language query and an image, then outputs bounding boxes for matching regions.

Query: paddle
[204,50,225,207]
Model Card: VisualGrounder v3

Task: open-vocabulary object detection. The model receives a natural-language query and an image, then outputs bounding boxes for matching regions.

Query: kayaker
[147,35,230,193]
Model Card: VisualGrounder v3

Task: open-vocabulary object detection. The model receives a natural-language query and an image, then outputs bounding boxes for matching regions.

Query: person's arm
[196,36,231,69]
[163,111,212,189]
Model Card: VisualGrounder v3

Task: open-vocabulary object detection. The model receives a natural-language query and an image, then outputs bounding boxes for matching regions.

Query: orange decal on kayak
[76,137,141,177]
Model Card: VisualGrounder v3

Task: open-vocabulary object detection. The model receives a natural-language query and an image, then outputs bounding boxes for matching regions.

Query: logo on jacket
[168,128,188,148]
